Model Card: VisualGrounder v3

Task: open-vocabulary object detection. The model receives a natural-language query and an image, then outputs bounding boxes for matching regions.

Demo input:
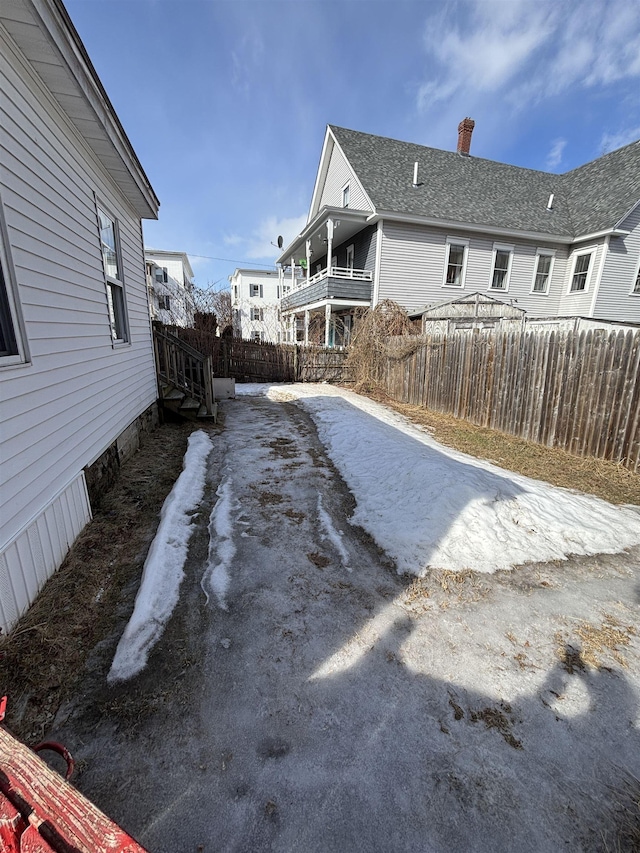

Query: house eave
[1,0,159,219]
[367,211,572,245]
[276,206,371,266]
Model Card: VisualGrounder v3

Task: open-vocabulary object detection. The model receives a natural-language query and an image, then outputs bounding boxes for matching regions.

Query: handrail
[152,323,214,415]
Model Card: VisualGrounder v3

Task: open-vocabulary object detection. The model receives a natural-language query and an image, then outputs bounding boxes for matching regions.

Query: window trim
[489,243,514,292]
[0,194,29,366]
[630,255,640,296]
[249,283,263,298]
[530,248,556,295]
[341,182,350,209]
[346,244,355,270]
[442,236,469,289]
[96,202,129,345]
[568,247,596,294]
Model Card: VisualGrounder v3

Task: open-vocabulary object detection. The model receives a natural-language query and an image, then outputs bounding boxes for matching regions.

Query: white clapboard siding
[317,141,371,213]
[595,205,640,322]
[0,475,92,633]
[0,28,157,628]
[557,241,605,317]
[378,220,570,315]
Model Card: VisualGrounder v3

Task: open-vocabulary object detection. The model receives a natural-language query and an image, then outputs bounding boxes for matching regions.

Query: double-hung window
[490,244,513,291]
[250,283,263,298]
[443,237,468,287]
[342,183,350,208]
[532,249,555,294]
[97,205,128,342]
[345,244,354,271]
[569,250,594,293]
[251,307,264,321]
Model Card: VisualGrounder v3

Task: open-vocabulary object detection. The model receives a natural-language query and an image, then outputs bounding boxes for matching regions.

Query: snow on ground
[108,430,212,682]
[239,382,640,575]
[318,495,351,570]
[201,476,235,610]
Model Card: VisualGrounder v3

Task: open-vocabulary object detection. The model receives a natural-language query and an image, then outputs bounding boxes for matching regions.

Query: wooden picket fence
[380,327,640,471]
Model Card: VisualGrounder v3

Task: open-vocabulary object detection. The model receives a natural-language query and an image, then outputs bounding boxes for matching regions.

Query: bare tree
[193,285,233,334]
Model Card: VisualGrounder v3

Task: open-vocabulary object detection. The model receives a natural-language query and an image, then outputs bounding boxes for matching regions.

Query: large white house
[229,268,283,342]
[277,122,640,345]
[0,0,160,633]
[145,249,195,327]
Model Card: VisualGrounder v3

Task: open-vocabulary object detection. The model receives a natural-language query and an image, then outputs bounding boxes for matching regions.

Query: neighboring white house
[277,122,640,345]
[0,0,160,633]
[229,268,283,342]
[145,249,195,327]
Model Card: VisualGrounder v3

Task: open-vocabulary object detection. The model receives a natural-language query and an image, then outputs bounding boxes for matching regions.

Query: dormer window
[342,183,350,208]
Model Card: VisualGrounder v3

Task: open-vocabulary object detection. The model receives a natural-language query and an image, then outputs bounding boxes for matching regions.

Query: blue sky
[65,0,640,292]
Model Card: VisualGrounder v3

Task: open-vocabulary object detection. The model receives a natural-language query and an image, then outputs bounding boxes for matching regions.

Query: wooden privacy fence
[163,326,351,384]
[381,327,640,471]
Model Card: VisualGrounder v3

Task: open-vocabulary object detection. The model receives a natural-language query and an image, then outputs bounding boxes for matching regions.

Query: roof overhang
[145,249,193,279]
[276,206,371,266]
[1,0,159,219]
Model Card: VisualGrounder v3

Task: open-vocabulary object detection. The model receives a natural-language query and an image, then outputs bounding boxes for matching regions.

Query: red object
[0,726,148,852]
[0,697,7,724]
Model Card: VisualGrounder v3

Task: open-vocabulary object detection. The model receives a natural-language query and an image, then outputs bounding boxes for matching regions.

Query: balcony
[281,266,373,312]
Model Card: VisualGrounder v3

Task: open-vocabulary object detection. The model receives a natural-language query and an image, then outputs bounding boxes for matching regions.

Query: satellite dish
[277,235,283,249]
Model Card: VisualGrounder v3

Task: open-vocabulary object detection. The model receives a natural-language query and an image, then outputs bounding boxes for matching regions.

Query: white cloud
[245,213,307,260]
[546,138,567,169]
[418,0,640,112]
[600,125,640,154]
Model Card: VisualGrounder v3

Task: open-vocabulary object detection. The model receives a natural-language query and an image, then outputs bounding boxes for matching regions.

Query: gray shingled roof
[329,126,640,239]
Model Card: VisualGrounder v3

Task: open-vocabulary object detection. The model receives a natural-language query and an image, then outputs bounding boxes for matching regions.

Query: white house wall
[377,221,569,315]
[595,206,640,322]
[316,142,371,214]
[0,31,157,627]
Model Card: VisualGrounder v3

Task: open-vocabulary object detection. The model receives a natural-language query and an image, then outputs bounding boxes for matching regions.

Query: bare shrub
[346,300,419,390]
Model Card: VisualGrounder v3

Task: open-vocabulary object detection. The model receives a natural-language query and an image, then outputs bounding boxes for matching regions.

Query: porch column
[304,310,310,346]
[306,239,311,284]
[291,256,295,291]
[324,303,331,347]
[326,219,334,276]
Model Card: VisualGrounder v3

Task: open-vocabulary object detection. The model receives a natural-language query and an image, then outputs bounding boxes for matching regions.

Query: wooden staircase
[153,323,217,422]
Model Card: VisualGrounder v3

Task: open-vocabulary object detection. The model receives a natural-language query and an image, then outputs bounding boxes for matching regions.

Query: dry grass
[556,615,637,671]
[361,390,640,506]
[0,422,196,742]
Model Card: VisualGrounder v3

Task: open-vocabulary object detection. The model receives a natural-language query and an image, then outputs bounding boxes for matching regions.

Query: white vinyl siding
[0,35,157,575]
[317,143,371,212]
[594,206,640,322]
[557,242,604,316]
[378,221,568,315]
[0,474,91,632]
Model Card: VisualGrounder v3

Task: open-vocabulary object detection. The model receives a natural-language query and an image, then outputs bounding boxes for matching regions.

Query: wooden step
[197,402,218,422]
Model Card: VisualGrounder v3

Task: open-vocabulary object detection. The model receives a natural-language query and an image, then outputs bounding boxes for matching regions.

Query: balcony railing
[286,266,372,294]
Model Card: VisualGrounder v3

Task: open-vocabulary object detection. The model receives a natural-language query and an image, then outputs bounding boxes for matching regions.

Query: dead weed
[556,615,637,671]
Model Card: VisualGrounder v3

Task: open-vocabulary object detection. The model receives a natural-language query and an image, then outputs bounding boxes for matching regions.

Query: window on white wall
[251,331,264,343]
[490,245,513,291]
[0,240,19,359]
[346,244,354,270]
[569,250,594,292]
[632,261,640,294]
[251,307,264,321]
[532,250,554,293]
[250,283,263,298]
[97,205,128,342]
[342,183,350,208]
[443,237,468,287]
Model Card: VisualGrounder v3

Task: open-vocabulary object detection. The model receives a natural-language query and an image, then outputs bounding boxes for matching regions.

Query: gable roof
[329,126,640,241]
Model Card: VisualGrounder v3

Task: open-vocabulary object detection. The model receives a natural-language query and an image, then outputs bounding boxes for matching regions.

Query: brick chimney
[457,117,475,156]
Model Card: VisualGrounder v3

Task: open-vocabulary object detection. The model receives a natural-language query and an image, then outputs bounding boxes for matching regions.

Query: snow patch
[201,477,235,609]
[108,430,213,683]
[318,495,351,571]
[264,383,640,575]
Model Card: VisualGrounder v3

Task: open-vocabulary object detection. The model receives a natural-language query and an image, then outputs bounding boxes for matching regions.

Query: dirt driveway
[40,395,640,851]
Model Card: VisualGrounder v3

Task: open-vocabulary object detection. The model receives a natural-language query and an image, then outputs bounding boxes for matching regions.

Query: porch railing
[152,323,214,415]
[287,266,373,293]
